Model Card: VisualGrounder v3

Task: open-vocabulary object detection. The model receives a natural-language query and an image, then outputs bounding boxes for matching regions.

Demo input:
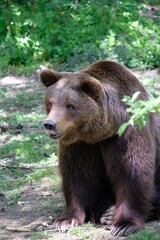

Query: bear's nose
[44,120,56,131]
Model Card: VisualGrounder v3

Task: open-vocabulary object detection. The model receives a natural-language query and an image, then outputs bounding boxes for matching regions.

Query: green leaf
[137,119,143,130]
[131,91,141,102]
[122,96,131,102]
[117,122,129,137]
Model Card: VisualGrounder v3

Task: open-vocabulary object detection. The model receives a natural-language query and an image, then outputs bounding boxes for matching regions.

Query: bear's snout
[44,119,56,131]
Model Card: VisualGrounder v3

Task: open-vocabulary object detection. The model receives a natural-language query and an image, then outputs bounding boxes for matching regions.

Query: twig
[6,220,52,232]
[0,159,57,169]
[6,226,31,232]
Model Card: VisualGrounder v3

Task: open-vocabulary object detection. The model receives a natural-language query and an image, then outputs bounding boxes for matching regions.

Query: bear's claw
[54,218,79,232]
[111,224,140,236]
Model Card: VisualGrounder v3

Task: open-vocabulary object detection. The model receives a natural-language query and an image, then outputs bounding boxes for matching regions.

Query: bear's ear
[80,78,102,100]
[39,68,61,87]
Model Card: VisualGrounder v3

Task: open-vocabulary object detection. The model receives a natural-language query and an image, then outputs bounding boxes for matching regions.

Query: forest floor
[0,68,160,240]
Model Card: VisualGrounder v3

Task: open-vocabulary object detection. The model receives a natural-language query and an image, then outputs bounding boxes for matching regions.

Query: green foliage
[0,0,160,74]
[118,92,160,136]
[127,227,160,240]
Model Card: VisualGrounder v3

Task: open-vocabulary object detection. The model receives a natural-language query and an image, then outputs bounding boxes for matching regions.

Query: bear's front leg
[100,200,144,236]
[54,142,91,232]
[111,200,144,236]
[100,126,155,236]
[55,141,106,231]
[54,203,85,232]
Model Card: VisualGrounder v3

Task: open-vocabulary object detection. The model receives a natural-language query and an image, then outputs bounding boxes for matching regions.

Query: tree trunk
[8,0,12,36]
[75,0,78,9]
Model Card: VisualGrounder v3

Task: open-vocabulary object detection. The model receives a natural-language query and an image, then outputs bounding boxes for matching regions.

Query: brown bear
[39,60,160,236]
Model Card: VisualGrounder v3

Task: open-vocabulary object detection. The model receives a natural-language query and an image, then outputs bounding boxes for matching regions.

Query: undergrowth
[0,0,160,76]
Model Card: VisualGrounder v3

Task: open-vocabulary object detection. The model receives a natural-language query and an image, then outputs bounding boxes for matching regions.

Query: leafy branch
[118,92,160,136]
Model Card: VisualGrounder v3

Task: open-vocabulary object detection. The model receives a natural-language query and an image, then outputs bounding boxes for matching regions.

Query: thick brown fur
[39,60,160,236]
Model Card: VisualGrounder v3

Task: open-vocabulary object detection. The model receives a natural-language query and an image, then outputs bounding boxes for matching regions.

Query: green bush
[118,92,160,136]
[0,0,160,73]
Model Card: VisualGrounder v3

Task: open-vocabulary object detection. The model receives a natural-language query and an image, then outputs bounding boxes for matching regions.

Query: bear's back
[83,60,149,99]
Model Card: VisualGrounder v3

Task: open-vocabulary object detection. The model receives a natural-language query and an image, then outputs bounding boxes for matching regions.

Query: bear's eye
[67,104,75,111]
[49,101,52,107]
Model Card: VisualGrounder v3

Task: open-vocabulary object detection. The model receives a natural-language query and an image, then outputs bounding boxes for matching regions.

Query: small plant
[118,92,160,136]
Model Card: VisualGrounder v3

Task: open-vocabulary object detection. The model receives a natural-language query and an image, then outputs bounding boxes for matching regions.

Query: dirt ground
[0,183,62,240]
[0,68,160,240]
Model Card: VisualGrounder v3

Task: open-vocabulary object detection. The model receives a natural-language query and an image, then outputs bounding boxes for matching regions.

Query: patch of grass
[0,77,59,206]
[127,227,160,240]
[0,168,26,192]
[26,168,57,182]
[29,231,52,240]
[0,134,58,198]
[0,133,58,163]
[0,111,45,132]
[69,223,109,240]
[51,175,62,194]
[44,198,65,216]
[0,63,39,77]
[0,88,43,110]
[0,166,58,204]
[29,223,109,240]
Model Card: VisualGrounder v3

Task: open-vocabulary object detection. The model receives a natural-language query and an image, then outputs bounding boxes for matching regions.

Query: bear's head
[39,66,116,144]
